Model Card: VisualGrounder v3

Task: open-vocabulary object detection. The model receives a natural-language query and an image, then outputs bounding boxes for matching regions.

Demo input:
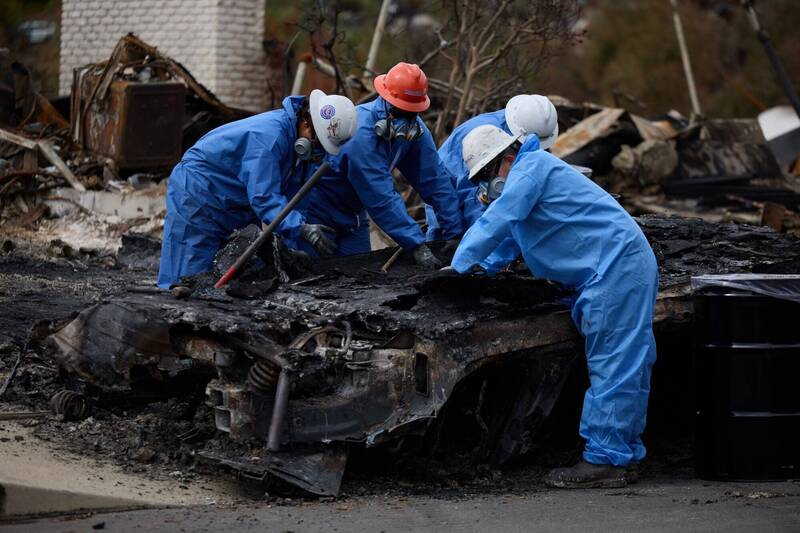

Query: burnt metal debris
[546,99,800,233]
[49,389,89,421]
[70,33,253,170]
[45,216,800,496]
[79,78,186,170]
[0,33,252,213]
[1,29,799,499]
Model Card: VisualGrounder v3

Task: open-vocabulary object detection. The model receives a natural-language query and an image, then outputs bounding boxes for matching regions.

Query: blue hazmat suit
[424,109,539,273]
[158,96,311,289]
[451,136,659,467]
[425,109,509,241]
[302,97,463,254]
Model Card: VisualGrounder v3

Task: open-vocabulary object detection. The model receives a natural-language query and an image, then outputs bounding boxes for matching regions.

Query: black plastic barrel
[692,275,800,481]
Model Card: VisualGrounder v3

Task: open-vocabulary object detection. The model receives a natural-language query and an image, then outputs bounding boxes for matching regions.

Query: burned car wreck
[45,216,800,496]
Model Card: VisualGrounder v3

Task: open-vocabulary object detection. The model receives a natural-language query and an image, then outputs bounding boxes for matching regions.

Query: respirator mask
[475,155,507,205]
[374,105,423,142]
[294,137,325,162]
[477,176,505,205]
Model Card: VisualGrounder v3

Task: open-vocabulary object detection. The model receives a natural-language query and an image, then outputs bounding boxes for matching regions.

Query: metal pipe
[267,369,291,451]
[363,0,392,79]
[670,0,702,116]
[313,57,337,78]
[291,60,308,95]
[741,0,800,119]
[214,161,331,288]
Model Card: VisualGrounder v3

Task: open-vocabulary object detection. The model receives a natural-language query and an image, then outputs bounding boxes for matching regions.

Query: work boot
[624,462,641,484]
[544,460,630,489]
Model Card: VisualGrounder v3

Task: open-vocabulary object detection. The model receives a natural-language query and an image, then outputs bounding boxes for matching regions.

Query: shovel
[214,161,331,288]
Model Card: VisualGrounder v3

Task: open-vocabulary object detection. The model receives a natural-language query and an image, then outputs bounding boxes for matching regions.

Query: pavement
[2,477,798,532]
[0,422,248,516]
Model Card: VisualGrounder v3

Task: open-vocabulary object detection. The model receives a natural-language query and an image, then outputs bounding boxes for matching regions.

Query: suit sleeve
[397,130,464,240]
[438,136,483,229]
[240,136,305,248]
[424,203,442,241]
[451,161,543,273]
[479,237,522,274]
[457,175,485,228]
[341,134,425,250]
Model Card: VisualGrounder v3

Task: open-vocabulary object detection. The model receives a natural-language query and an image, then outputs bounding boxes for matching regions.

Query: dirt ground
[1,242,799,531]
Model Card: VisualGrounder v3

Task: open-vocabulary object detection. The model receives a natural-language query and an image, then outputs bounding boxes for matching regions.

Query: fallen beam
[0,127,86,192]
[36,140,86,192]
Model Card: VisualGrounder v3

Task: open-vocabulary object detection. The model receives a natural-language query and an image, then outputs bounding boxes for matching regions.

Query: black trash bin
[692,274,800,481]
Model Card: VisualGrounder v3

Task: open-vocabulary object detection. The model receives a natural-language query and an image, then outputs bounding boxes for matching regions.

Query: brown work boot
[544,460,629,489]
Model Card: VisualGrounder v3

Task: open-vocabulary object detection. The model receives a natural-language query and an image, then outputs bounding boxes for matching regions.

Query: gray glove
[412,243,442,269]
[433,265,460,279]
[301,224,336,256]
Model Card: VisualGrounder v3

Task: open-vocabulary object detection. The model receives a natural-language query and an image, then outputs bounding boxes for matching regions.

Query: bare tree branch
[422,0,581,143]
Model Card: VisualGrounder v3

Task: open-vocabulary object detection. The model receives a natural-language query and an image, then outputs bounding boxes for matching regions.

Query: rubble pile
[551,99,800,234]
[4,215,789,496]
[1,29,799,503]
[0,34,252,259]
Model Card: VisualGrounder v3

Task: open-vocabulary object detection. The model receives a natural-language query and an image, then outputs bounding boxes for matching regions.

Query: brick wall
[60,0,267,111]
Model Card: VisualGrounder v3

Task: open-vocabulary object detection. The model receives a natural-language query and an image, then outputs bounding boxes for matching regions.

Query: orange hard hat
[373,62,430,113]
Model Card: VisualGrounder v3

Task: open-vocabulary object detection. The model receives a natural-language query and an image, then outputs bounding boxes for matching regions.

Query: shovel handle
[213,161,331,288]
[214,265,238,289]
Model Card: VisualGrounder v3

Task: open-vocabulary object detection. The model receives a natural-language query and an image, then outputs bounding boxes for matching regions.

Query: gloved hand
[301,224,336,256]
[433,265,460,279]
[441,238,461,256]
[412,243,442,269]
[468,264,488,276]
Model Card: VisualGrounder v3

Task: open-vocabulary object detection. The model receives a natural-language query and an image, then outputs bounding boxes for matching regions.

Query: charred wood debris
[1,34,800,497]
[1,217,798,496]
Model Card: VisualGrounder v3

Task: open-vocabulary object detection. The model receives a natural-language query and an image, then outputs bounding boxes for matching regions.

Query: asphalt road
[4,478,799,532]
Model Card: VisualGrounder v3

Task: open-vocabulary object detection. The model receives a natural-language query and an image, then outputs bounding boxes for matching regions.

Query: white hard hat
[505,94,559,150]
[462,125,520,183]
[309,89,357,155]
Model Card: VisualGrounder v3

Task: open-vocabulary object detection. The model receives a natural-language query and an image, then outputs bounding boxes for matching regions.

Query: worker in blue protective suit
[447,125,659,489]
[301,62,463,268]
[425,94,559,241]
[157,90,358,289]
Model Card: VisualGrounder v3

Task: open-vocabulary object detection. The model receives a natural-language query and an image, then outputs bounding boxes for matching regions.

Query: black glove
[301,224,336,256]
[412,243,442,269]
[441,238,461,256]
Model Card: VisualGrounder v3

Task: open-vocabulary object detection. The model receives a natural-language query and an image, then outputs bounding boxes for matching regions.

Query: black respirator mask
[294,137,325,162]
[374,105,423,142]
